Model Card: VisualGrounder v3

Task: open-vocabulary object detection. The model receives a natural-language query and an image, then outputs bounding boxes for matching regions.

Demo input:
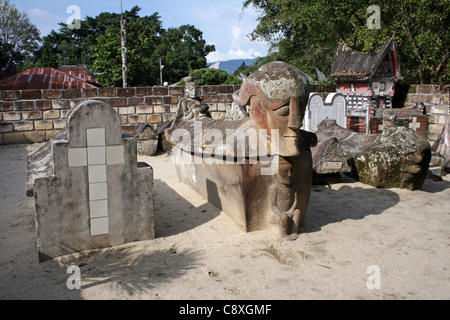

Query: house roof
[0,67,98,90]
[330,35,401,81]
[57,65,100,86]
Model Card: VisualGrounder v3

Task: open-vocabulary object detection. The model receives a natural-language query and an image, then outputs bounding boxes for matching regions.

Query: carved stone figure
[166,62,317,237]
[174,76,211,123]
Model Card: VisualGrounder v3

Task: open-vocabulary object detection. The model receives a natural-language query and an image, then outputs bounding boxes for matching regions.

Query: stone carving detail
[315,114,431,190]
[167,62,317,237]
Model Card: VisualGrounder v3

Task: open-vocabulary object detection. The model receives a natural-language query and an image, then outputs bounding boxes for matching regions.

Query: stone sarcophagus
[26,100,154,261]
[166,62,317,237]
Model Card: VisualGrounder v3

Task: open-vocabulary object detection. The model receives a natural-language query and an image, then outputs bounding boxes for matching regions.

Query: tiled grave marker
[303,93,347,132]
[27,100,154,261]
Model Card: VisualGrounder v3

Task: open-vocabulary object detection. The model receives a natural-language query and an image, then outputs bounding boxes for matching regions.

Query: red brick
[1,90,21,101]
[153,86,168,95]
[432,85,449,94]
[21,89,42,100]
[145,97,162,105]
[109,97,127,107]
[135,87,152,96]
[36,100,52,110]
[98,88,116,97]
[202,86,218,95]
[82,88,99,97]
[168,86,184,96]
[42,89,62,99]
[120,115,129,125]
[162,96,179,104]
[13,101,35,111]
[62,89,82,99]
[127,97,145,105]
[218,86,234,94]
[0,123,13,133]
[53,119,66,129]
[0,101,13,111]
[117,87,135,97]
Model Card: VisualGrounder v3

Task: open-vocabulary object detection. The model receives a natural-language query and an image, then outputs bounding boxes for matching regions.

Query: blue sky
[13,0,270,63]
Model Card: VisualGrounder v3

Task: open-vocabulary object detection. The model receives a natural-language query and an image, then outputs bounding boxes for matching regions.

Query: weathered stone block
[22,111,42,120]
[0,123,13,133]
[1,90,21,101]
[22,89,42,100]
[35,120,53,130]
[3,111,21,121]
[27,100,154,261]
[62,89,82,99]
[135,87,152,96]
[35,100,52,110]
[3,132,24,144]
[42,90,62,99]
[43,110,60,119]
[13,121,34,131]
[24,131,46,143]
[13,101,35,111]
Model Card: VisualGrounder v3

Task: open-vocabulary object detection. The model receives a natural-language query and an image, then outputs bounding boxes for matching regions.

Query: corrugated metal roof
[0,67,97,90]
[57,65,100,86]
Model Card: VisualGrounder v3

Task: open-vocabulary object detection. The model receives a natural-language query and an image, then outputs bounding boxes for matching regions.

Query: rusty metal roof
[0,67,97,90]
[57,65,100,86]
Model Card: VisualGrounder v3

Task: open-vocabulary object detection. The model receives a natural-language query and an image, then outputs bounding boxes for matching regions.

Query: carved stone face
[233,62,309,156]
[274,157,294,185]
[185,81,197,99]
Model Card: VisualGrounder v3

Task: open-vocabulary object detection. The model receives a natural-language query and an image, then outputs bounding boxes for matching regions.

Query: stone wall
[403,84,449,143]
[0,85,239,144]
[1,83,447,145]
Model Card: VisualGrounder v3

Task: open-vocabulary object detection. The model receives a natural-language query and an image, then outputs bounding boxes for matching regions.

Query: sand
[0,143,449,300]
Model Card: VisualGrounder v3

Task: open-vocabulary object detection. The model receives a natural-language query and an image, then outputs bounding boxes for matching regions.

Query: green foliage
[0,0,41,69]
[244,0,450,84]
[35,6,214,87]
[179,68,242,86]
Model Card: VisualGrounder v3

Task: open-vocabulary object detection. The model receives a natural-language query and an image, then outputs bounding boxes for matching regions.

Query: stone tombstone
[166,62,317,238]
[27,100,154,261]
[304,92,347,132]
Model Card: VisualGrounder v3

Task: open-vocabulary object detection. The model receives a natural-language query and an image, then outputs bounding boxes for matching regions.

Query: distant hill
[207,58,257,75]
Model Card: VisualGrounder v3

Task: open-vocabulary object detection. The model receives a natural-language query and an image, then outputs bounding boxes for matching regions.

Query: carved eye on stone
[272,99,291,117]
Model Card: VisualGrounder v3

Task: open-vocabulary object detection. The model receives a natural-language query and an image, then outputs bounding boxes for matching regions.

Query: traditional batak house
[330,35,402,112]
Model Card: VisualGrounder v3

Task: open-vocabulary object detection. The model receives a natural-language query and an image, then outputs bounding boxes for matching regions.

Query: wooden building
[330,35,402,111]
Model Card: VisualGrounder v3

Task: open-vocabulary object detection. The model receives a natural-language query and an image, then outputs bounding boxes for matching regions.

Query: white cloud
[207,48,262,63]
[231,25,242,49]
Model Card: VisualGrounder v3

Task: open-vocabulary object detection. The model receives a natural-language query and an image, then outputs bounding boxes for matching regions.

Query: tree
[93,14,162,87]
[156,25,215,84]
[37,6,144,69]
[244,0,449,84]
[0,0,40,70]
[184,68,242,86]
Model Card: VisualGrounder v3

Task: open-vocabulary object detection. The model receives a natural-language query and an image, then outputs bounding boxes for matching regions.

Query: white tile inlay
[68,148,87,167]
[86,128,106,147]
[106,145,125,165]
[90,217,109,236]
[89,200,108,218]
[89,182,108,200]
[88,164,107,183]
[87,146,106,165]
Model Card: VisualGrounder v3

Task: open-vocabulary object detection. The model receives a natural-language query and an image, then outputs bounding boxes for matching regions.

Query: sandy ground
[0,142,449,300]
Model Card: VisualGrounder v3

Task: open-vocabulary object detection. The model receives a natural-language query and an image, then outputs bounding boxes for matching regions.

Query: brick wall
[0,85,239,145]
[403,84,449,143]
